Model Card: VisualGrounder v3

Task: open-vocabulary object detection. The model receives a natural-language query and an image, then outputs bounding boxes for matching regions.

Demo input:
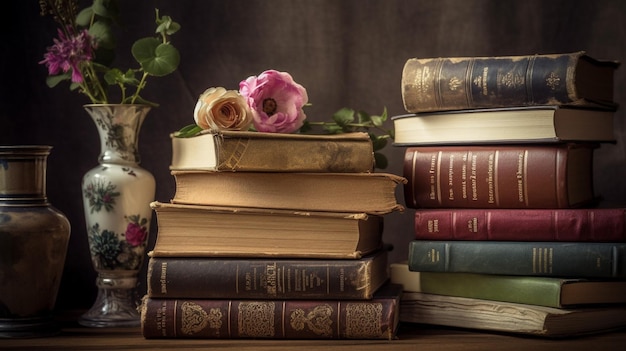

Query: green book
[407,240,626,278]
[390,262,626,308]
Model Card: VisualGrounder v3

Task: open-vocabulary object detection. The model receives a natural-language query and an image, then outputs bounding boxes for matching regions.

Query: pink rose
[193,87,253,131]
[239,70,308,133]
[125,222,147,247]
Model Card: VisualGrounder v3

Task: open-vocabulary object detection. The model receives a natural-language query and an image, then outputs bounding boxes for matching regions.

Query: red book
[414,208,626,242]
[403,144,596,209]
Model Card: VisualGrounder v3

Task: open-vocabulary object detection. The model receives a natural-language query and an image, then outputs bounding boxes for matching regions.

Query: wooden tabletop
[2,320,625,351]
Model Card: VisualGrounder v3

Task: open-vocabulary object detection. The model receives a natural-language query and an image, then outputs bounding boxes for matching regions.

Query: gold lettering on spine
[516,151,525,203]
[160,262,168,294]
[428,154,437,200]
[448,154,455,200]
[461,153,468,199]
[470,153,478,201]
[428,219,439,233]
[487,152,495,204]
[482,67,488,96]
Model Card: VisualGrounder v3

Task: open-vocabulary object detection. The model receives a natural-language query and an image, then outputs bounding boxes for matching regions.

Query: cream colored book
[171,171,406,215]
[170,130,375,172]
[149,201,384,259]
[400,292,626,337]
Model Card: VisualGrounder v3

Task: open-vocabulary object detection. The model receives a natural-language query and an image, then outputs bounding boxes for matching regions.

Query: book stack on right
[389,51,626,337]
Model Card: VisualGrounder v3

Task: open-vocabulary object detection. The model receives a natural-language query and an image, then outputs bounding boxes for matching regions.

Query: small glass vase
[79,104,156,328]
[0,146,71,338]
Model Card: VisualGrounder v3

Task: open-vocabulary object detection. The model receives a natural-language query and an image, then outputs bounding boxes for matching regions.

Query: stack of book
[389,51,626,337]
[140,130,406,339]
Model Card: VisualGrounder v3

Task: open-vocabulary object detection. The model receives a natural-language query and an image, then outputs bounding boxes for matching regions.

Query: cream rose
[193,87,252,131]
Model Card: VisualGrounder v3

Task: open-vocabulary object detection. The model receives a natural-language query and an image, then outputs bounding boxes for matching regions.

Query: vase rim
[0,145,52,153]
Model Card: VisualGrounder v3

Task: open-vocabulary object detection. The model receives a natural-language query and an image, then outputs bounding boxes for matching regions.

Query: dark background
[2,0,626,311]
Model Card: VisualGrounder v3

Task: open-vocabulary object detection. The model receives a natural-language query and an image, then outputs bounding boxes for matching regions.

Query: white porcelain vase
[79,104,156,328]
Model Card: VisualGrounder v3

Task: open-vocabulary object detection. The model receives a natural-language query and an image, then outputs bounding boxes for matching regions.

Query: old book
[392,106,615,145]
[401,51,619,113]
[140,283,402,339]
[390,262,626,308]
[399,292,626,337]
[407,240,626,278]
[413,208,626,241]
[150,202,383,259]
[146,250,389,299]
[403,143,595,209]
[171,171,406,215]
[170,130,375,172]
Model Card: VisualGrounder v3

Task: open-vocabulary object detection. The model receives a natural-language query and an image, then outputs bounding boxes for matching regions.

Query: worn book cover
[170,130,375,172]
[141,283,402,339]
[401,51,619,113]
[147,250,389,299]
[171,171,406,215]
[399,292,626,337]
[149,202,384,259]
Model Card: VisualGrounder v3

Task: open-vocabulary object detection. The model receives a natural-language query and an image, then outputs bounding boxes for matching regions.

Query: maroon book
[414,208,626,242]
[403,144,596,209]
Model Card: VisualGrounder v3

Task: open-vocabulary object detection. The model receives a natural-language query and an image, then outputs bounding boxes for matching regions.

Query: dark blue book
[408,240,626,278]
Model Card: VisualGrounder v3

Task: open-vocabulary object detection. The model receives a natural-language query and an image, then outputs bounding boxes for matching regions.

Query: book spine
[141,294,399,339]
[401,52,582,113]
[414,208,626,241]
[403,145,581,209]
[407,240,626,278]
[146,255,385,299]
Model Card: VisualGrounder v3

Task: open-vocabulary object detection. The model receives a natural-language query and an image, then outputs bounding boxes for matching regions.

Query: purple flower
[239,70,308,133]
[40,29,94,83]
[124,222,147,247]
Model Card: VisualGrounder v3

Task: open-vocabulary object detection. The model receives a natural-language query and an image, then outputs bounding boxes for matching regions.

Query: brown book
[392,106,615,145]
[171,171,406,215]
[140,283,402,340]
[399,292,626,337]
[149,202,383,259]
[413,208,626,241]
[170,130,375,172]
[401,51,618,113]
[146,250,389,300]
[403,143,595,209]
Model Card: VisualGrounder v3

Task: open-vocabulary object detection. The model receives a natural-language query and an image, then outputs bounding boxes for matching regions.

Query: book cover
[413,208,626,241]
[401,51,618,113]
[149,202,384,259]
[140,283,402,339]
[170,130,375,172]
[390,262,626,308]
[407,240,626,278]
[171,171,406,215]
[147,250,389,300]
[391,105,615,145]
[403,143,595,209]
[399,292,626,337]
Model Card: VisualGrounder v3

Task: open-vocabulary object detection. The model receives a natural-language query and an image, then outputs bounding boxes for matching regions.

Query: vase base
[0,316,60,338]
[78,315,140,328]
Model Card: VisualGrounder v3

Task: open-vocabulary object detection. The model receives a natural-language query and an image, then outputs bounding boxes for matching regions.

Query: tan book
[399,292,626,337]
[149,201,384,259]
[170,130,375,172]
[171,171,406,215]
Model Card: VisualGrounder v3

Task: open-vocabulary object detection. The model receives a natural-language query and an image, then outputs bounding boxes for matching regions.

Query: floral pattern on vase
[79,104,155,328]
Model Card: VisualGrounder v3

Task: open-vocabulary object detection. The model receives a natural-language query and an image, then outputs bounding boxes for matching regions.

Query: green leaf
[155,10,181,36]
[45,73,70,88]
[374,152,388,169]
[371,135,388,151]
[332,108,355,126]
[175,124,203,138]
[89,20,115,49]
[76,7,94,27]
[132,38,180,76]
[92,0,120,20]
[356,110,371,124]
[370,115,384,127]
